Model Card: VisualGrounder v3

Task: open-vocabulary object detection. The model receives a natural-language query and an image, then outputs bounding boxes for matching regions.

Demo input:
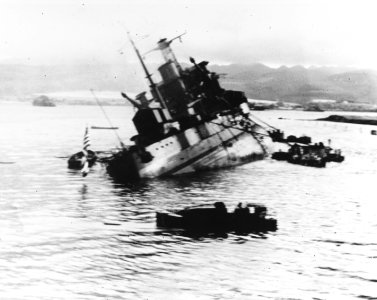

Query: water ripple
[1,103,376,299]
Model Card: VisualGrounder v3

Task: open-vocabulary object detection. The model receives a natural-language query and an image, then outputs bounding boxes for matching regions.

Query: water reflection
[109,168,230,196]
[111,179,154,197]
[79,184,88,200]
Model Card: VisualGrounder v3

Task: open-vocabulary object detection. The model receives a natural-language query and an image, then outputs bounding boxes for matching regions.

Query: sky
[1,0,377,69]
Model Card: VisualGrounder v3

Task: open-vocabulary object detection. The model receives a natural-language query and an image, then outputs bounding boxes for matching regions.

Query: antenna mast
[127,33,167,109]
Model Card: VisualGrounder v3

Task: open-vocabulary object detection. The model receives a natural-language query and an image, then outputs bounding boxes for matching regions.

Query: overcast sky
[1,0,377,68]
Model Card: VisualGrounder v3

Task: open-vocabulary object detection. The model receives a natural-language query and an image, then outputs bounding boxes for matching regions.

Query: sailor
[214,202,227,214]
[214,202,228,231]
[234,203,249,215]
[318,142,326,157]
[235,202,243,212]
[290,143,300,155]
[234,203,250,231]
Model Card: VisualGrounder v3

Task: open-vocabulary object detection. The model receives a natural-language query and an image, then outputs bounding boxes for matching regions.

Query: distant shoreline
[0,91,133,106]
[0,98,129,106]
[317,114,377,125]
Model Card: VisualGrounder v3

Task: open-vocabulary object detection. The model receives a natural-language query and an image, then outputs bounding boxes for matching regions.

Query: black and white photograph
[0,0,376,299]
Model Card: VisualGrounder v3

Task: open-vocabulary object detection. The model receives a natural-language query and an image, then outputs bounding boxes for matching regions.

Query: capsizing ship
[107,34,272,180]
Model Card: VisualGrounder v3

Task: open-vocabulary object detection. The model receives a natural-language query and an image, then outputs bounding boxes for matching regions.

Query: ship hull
[108,120,270,180]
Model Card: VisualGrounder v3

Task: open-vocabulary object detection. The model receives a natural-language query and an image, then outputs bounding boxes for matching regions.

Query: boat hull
[107,120,270,180]
[68,150,97,169]
[156,209,278,233]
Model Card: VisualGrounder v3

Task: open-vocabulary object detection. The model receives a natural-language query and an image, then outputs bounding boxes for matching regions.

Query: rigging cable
[90,89,124,147]
[248,113,277,130]
[210,121,270,155]
[209,121,270,138]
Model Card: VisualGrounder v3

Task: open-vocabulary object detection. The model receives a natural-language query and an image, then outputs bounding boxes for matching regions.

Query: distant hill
[0,63,146,99]
[1,62,376,104]
[210,64,377,104]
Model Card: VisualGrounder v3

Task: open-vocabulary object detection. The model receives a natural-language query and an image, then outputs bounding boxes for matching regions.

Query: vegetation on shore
[318,115,377,125]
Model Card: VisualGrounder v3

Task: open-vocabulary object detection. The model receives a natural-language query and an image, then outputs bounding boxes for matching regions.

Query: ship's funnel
[157,38,182,73]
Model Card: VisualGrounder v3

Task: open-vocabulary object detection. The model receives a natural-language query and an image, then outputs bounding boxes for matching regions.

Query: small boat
[156,202,277,233]
[271,151,289,161]
[272,143,344,167]
[67,150,97,169]
[268,129,285,142]
[286,135,311,144]
[268,130,312,144]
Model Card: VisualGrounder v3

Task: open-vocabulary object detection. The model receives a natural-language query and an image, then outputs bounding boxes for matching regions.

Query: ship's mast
[127,33,168,110]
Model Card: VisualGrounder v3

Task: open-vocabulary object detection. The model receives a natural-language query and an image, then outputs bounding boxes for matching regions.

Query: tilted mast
[127,33,168,110]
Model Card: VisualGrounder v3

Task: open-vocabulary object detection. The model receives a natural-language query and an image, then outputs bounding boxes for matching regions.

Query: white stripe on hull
[173,132,265,175]
[132,121,269,178]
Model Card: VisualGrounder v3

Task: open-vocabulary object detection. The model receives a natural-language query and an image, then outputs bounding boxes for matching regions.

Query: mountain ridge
[1,63,376,104]
[210,64,377,103]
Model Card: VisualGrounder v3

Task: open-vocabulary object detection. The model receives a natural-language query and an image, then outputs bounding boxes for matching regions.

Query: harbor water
[0,102,376,299]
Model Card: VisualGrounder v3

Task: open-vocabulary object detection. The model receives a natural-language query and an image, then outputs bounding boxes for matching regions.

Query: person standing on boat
[214,202,228,231]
